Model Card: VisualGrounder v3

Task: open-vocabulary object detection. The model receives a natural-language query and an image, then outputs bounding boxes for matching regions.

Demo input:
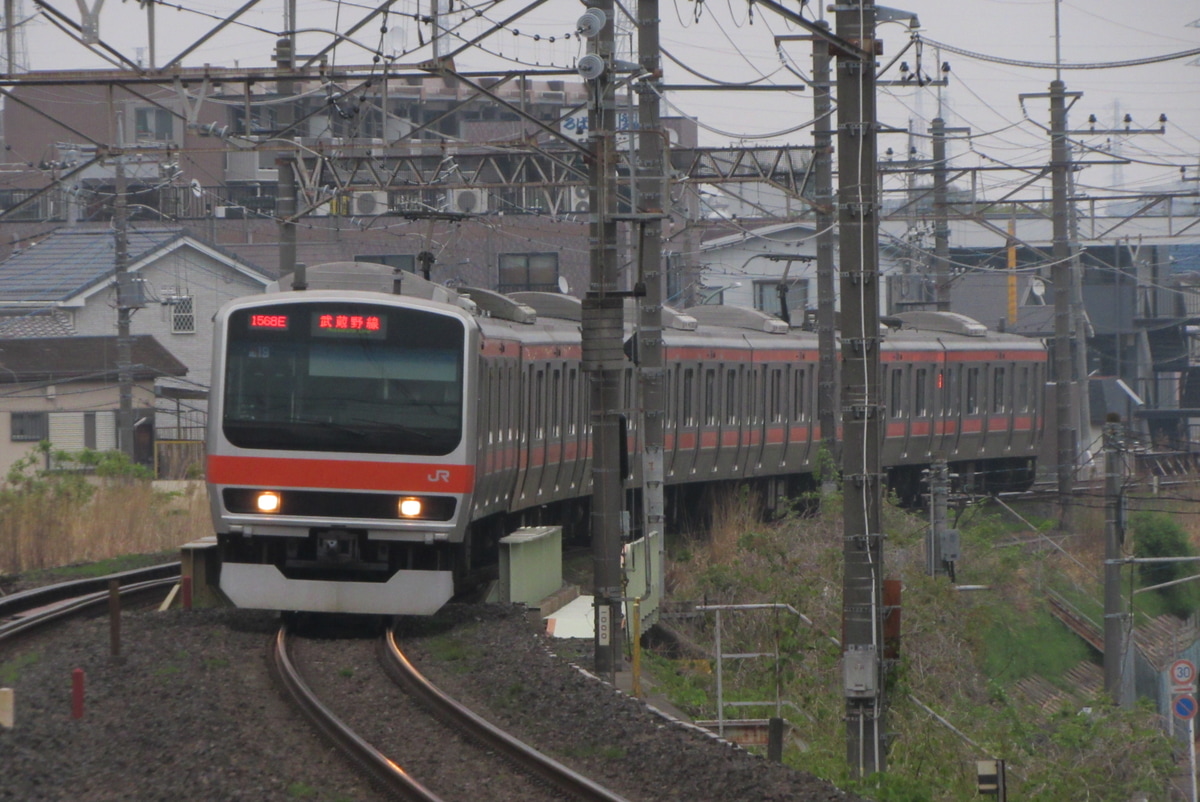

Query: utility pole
[635,0,667,613]
[1103,415,1129,706]
[812,22,839,475]
[580,0,625,679]
[931,117,950,311]
[112,138,134,461]
[927,460,953,578]
[1049,79,1077,531]
[276,3,299,288]
[835,0,886,777]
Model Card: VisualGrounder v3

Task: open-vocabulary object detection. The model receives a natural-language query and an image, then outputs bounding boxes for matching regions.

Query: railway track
[0,563,180,640]
[271,623,630,802]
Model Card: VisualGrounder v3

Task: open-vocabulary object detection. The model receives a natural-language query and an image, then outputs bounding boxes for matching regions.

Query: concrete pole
[636,0,666,610]
[1103,417,1129,706]
[114,148,134,460]
[1050,79,1075,531]
[275,34,299,287]
[582,0,624,679]
[812,23,838,477]
[931,117,950,312]
[928,460,948,577]
[836,0,886,777]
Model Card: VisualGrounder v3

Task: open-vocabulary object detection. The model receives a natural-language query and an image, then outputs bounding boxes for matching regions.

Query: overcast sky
[14,0,1200,199]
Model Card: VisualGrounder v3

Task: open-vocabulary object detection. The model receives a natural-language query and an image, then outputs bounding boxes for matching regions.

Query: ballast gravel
[0,602,865,802]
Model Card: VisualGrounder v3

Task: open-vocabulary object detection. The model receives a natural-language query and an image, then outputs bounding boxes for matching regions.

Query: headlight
[398,497,423,518]
[255,491,282,513]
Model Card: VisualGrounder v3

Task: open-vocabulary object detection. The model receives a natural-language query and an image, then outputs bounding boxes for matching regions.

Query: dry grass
[0,480,210,576]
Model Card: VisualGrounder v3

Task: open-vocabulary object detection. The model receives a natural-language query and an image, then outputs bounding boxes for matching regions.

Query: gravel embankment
[0,602,864,801]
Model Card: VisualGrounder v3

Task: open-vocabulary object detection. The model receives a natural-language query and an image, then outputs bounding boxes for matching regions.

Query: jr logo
[427,469,451,483]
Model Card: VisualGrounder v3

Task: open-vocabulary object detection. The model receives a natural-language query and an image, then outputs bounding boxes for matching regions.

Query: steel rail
[0,575,178,641]
[268,625,444,802]
[380,628,631,802]
[0,562,180,620]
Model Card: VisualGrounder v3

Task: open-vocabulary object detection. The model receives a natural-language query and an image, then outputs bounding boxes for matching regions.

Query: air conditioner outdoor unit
[449,188,488,214]
[574,199,590,213]
[352,190,389,216]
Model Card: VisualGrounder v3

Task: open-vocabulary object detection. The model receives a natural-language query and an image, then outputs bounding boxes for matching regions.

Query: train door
[989,364,1013,455]
[793,365,815,471]
[682,366,700,477]
[564,365,586,498]
[885,364,908,465]
[698,366,718,476]
[912,366,930,460]
[1014,362,1034,455]
[746,364,766,475]
[476,363,497,514]
[764,364,786,473]
[941,361,961,458]
[725,366,745,474]
[961,365,984,463]
[663,365,678,481]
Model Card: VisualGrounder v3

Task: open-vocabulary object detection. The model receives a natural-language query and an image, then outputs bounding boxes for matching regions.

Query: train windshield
[222,302,465,455]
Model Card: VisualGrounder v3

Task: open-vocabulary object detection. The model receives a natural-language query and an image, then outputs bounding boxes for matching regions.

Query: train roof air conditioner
[352,190,389,216]
[449,188,488,214]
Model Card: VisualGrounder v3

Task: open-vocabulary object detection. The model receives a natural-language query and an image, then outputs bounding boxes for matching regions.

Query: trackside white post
[0,687,12,728]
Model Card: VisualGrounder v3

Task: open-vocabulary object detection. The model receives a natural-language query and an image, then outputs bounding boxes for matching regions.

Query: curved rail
[0,574,179,641]
[268,624,445,802]
[0,562,180,620]
[380,628,631,802]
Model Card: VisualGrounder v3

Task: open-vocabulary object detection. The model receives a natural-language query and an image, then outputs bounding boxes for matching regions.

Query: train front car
[206,290,477,615]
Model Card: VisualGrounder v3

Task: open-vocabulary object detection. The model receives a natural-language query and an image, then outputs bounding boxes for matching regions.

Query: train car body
[206,262,1045,615]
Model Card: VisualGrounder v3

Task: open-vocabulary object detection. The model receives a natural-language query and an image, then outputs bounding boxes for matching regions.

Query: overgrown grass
[653,484,1176,801]
[0,443,210,578]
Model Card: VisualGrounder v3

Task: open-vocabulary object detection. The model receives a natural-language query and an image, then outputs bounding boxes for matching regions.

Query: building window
[135,107,174,141]
[11,411,47,441]
[170,295,195,333]
[498,253,559,293]
[754,279,809,320]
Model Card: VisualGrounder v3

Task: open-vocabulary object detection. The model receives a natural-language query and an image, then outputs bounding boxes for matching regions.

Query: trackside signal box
[977,759,1007,798]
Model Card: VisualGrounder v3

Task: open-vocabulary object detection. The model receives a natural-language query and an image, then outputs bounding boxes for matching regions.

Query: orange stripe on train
[207,455,476,493]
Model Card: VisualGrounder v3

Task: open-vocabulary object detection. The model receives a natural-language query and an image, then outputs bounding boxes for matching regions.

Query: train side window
[768,368,782,423]
[914,368,927,417]
[682,368,695,427]
[567,368,577,435]
[551,368,562,437]
[890,369,904,417]
[747,369,758,425]
[665,368,674,428]
[534,368,545,439]
[793,368,806,421]
[944,367,958,415]
[487,366,496,445]
[966,367,980,414]
[1017,366,1030,412]
[725,369,738,425]
[704,368,717,426]
[992,367,1006,414]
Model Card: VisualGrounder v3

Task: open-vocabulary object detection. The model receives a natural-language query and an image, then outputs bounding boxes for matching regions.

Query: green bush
[1130,511,1200,618]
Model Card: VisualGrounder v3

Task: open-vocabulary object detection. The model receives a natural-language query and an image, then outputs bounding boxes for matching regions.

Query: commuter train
[205,261,1046,615]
